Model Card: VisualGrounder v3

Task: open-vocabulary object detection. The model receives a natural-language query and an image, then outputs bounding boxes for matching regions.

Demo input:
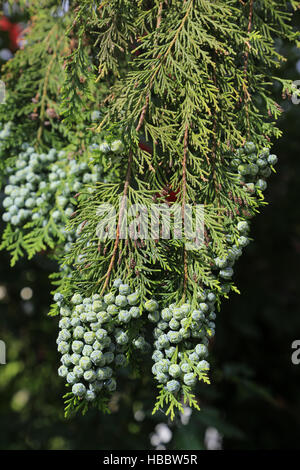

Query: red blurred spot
[165,189,179,203]
[0,16,22,50]
[138,141,152,154]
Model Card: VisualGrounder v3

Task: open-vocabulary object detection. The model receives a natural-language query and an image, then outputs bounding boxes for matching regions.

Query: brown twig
[100,150,133,294]
[136,95,149,133]
[211,64,221,202]
[182,124,189,299]
[134,0,193,135]
[243,0,254,139]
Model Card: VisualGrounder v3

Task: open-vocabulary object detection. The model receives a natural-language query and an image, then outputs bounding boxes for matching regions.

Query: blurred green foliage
[0,7,300,451]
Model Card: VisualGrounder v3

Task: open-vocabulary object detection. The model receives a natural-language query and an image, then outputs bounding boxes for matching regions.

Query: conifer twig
[100,76,154,292]
[182,124,189,298]
[211,65,220,202]
[156,2,163,30]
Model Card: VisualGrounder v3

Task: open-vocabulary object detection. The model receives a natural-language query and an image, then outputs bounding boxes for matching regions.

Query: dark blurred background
[0,5,299,451]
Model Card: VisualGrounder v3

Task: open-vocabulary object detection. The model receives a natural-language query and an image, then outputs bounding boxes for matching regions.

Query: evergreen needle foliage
[0,0,298,419]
